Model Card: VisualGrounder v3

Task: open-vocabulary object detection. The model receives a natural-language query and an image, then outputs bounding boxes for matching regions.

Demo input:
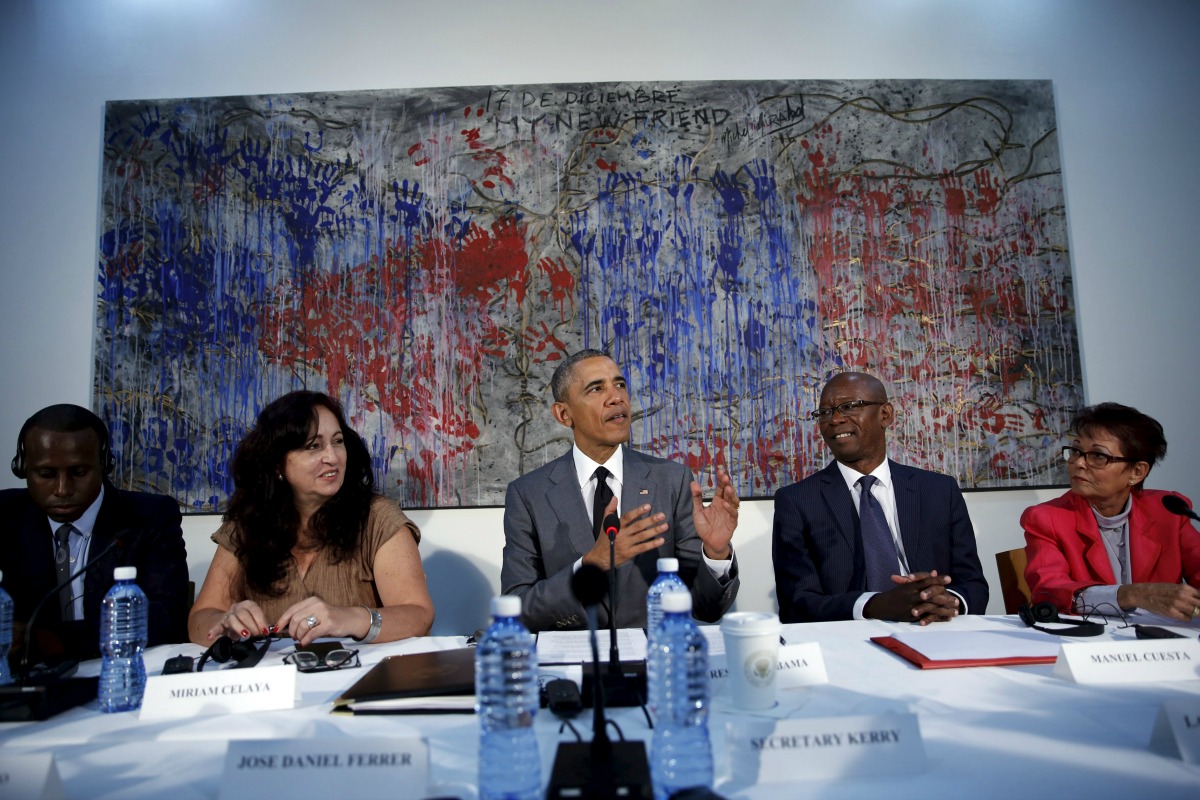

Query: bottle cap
[113,566,138,581]
[661,590,692,613]
[491,595,521,618]
[656,558,679,572]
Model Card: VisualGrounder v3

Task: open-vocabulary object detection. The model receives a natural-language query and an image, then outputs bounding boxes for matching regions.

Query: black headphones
[1018,601,1104,637]
[11,405,115,479]
[195,634,273,671]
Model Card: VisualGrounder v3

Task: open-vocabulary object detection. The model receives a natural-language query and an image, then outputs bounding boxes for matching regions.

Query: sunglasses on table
[283,647,361,673]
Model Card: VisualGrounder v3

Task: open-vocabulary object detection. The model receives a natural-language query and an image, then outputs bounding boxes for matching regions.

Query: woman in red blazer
[1022,402,1200,620]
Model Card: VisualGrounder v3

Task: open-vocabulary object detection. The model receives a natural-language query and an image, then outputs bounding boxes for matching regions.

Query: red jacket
[1022,489,1200,613]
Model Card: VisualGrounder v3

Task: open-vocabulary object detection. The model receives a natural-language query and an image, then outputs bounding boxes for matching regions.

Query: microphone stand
[587,604,611,755]
[547,565,651,800]
[608,524,620,674]
[582,514,646,709]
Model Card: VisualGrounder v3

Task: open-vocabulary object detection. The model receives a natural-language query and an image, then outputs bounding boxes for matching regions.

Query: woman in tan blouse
[188,391,434,646]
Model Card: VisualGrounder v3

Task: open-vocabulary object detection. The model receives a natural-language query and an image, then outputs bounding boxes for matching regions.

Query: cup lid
[719,611,780,635]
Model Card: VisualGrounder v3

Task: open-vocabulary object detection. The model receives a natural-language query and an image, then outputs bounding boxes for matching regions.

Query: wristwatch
[357,606,383,643]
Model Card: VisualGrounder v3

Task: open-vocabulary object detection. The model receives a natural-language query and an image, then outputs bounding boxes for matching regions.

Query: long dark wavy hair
[225,391,375,596]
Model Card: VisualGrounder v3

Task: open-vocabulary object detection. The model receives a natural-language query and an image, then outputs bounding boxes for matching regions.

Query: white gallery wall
[1,0,1197,628]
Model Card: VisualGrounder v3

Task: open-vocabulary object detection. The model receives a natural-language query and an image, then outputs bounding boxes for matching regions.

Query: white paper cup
[719,612,782,710]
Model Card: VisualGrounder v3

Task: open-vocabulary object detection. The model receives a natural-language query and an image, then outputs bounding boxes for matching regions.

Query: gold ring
[1192,607,1199,619]
[305,614,319,629]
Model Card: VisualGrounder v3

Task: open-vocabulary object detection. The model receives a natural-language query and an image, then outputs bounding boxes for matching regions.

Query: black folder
[331,647,476,714]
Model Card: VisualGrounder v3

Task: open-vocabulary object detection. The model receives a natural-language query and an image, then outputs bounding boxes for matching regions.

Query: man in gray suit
[502,350,740,632]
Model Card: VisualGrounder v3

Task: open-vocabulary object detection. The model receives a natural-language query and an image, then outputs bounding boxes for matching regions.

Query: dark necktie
[857,476,898,592]
[54,523,77,621]
[592,466,614,540]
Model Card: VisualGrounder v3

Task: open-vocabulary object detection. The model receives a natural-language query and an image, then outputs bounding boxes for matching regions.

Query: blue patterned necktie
[857,476,898,592]
[54,523,77,620]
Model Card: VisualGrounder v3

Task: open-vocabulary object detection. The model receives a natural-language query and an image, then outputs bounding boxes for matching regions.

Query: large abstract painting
[96,79,1079,511]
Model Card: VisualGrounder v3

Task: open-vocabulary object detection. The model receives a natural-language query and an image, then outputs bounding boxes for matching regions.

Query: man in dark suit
[503,350,740,632]
[0,404,189,665]
[773,372,988,623]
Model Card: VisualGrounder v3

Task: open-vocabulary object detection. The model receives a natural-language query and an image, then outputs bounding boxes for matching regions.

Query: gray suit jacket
[502,446,739,632]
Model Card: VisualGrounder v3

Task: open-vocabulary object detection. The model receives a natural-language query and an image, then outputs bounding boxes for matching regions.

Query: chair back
[995,547,1031,614]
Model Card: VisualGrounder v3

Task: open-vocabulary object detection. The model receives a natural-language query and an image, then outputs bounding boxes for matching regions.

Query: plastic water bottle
[475,595,541,800]
[648,590,713,800]
[0,571,13,686]
[645,557,687,718]
[98,566,147,713]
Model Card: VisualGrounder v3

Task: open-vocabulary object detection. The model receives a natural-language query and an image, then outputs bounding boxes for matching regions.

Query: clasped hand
[865,570,960,625]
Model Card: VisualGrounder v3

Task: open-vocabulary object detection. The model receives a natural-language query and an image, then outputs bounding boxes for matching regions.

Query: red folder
[870,635,1058,669]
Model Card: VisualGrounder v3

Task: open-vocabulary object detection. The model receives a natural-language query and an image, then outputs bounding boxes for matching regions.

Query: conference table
[2,615,1199,798]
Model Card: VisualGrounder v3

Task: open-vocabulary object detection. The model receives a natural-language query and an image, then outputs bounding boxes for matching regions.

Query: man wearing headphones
[0,404,189,664]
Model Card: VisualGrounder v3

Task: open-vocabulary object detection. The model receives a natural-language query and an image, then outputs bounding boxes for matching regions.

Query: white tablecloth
[2,615,1199,798]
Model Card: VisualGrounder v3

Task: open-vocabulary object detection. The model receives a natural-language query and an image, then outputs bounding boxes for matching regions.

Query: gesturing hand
[582,496,667,571]
[691,465,738,560]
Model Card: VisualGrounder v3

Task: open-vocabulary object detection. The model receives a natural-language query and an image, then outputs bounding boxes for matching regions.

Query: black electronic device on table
[1134,625,1188,640]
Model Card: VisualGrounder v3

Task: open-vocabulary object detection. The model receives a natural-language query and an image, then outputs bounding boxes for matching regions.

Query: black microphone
[603,512,621,672]
[1163,494,1200,523]
[548,564,651,799]
[18,527,136,682]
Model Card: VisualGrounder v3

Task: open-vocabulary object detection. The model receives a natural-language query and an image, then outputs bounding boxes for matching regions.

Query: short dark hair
[12,404,113,478]
[1071,402,1167,469]
[550,349,610,402]
[225,390,375,595]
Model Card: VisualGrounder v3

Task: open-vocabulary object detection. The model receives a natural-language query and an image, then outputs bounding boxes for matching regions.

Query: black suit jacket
[502,446,739,632]
[772,460,988,622]
[0,484,189,662]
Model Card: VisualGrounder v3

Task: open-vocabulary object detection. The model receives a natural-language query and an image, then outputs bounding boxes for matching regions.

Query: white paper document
[536,628,647,663]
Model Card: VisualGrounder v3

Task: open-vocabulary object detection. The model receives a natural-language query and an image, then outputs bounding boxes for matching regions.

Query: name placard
[219,737,430,800]
[140,664,298,720]
[725,713,926,783]
[1150,699,1200,763]
[1054,639,1200,684]
[709,643,829,692]
[0,752,65,800]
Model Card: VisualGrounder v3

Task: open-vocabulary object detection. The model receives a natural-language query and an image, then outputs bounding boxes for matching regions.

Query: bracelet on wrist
[356,606,383,643]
